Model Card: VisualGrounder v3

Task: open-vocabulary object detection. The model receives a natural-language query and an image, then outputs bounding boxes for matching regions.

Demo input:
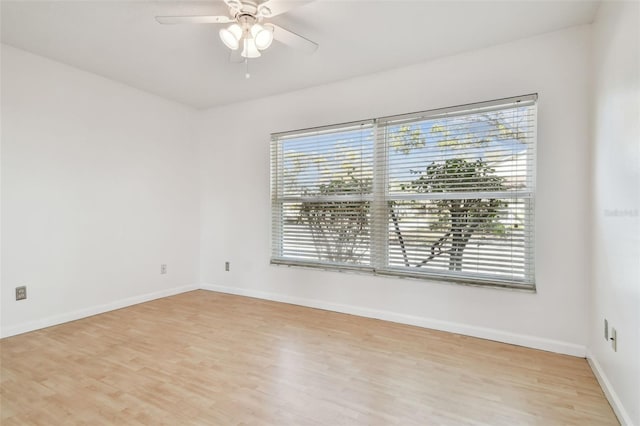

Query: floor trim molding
[200,283,586,357]
[587,350,633,426]
[1,281,589,359]
[0,284,199,339]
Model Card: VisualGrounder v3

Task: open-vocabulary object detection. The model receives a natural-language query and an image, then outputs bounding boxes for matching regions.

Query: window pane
[384,103,535,284]
[274,122,375,267]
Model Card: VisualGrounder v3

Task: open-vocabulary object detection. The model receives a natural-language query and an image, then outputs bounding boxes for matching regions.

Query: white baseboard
[2,281,587,359]
[200,283,586,357]
[0,284,199,339]
[587,350,633,426]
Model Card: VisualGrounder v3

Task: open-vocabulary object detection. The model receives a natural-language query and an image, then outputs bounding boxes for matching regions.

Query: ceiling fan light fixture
[251,24,274,50]
[219,23,242,50]
[241,37,262,58]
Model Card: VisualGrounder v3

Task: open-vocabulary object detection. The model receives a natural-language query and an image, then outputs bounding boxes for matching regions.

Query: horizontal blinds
[272,95,536,288]
[272,122,375,267]
[379,96,535,285]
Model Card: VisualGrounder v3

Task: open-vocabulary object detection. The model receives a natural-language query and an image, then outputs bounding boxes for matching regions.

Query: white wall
[1,45,200,337]
[589,2,640,425]
[197,26,592,356]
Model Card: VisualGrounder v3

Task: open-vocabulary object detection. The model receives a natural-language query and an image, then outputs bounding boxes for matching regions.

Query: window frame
[271,94,537,291]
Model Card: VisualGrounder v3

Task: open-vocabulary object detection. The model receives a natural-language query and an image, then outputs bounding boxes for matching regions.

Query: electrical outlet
[160,264,167,274]
[604,318,609,341]
[15,286,27,301]
[611,328,617,352]
[225,261,230,272]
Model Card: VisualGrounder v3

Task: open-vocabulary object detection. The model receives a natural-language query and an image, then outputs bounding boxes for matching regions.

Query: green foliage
[389,125,426,154]
[312,168,372,195]
[405,158,507,270]
[406,158,505,193]
[298,171,370,263]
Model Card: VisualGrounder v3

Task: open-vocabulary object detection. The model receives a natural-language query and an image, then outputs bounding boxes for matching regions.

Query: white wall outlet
[160,264,167,274]
[611,328,617,351]
[15,286,27,301]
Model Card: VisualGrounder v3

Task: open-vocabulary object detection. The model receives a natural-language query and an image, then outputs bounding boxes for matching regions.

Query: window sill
[270,258,536,293]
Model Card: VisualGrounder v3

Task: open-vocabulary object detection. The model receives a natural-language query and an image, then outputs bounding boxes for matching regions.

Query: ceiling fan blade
[259,0,314,18]
[223,0,243,12]
[272,24,318,54]
[155,15,233,24]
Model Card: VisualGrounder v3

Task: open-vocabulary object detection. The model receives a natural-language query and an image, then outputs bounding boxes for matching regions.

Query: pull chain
[245,58,250,79]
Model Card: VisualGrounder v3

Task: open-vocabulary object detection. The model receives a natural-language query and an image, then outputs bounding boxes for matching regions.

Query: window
[271,95,536,289]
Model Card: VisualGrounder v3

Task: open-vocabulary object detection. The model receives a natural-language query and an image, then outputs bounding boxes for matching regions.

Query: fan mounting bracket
[227,0,272,20]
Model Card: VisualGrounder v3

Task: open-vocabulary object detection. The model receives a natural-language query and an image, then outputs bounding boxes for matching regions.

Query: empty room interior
[1,0,639,424]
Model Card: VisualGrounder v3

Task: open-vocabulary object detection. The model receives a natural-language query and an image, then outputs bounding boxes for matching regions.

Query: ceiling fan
[156,0,318,62]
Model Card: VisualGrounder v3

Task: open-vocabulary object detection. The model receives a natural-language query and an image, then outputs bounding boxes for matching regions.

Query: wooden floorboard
[1,290,618,425]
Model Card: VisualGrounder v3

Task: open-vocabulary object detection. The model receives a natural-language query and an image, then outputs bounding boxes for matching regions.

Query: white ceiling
[1,0,599,109]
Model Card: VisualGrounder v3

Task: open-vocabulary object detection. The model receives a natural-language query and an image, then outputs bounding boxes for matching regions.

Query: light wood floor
[1,290,617,425]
